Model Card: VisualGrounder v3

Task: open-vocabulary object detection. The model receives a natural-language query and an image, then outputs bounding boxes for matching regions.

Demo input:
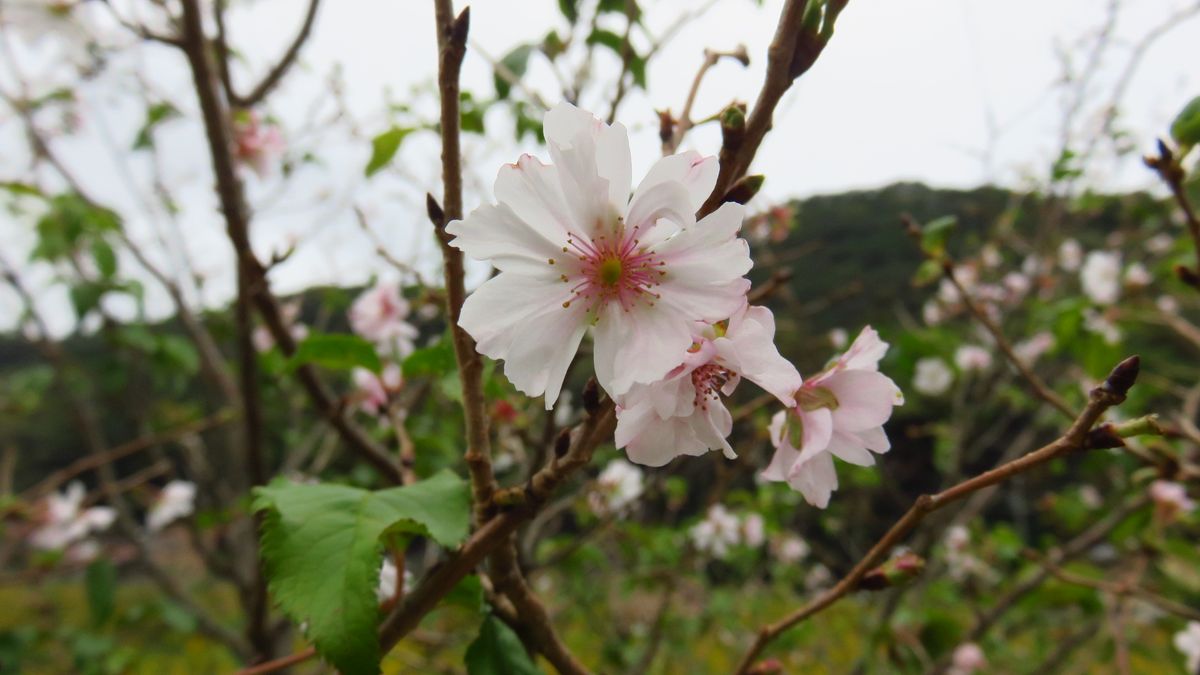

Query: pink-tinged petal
[824,369,902,431]
[695,399,735,459]
[787,451,837,509]
[614,398,658,449]
[839,326,888,371]
[653,203,753,321]
[592,302,694,397]
[541,103,631,211]
[762,443,800,481]
[637,151,718,213]
[825,430,876,467]
[446,202,571,276]
[626,180,694,235]
[458,273,588,407]
[798,407,834,461]
[853,425,891,453]
[493,155,587,243]
[548,134,612,241]
[623,413,705,467]
[715,304,802,406]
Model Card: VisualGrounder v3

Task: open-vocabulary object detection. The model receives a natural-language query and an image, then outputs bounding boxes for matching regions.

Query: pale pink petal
[839,326,888,371]
[637,151,718,213]
[542,102,630,213]
[493,155,588,242]
[447,202,570,276]
[787,451,837,509]
[824,370,903,431]
[592,302,694,397]
[458,273,588,407]
[625,181,694,235]
[799,408,834,460]
[825,430,876,467]
[715,304,802,406]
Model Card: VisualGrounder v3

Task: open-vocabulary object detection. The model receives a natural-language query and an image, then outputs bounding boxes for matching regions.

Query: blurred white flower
[587,459,644,516]
[1081,251,1121,305]
[1157,295,1180,314]
[1013,332,1055,365]
[829,327,848,349]
[1082,309,1121,345]
[30,482,116,552]
[1079,485,1103,509]
[1124,262,1151,288]
[1146,233,1174,254]
[948,642,986,675]
[1058,239,1083,271]
[804,563,833,591]
[913,357,953,396]
[922,300,943,326]
[1150,480,1195,521]
[741,513,765,548]
[690,504,742,558]
[954,345,992,372]
[1002,272,1031,299]
[232,111,285,178]
[146,480,196,532]
[1176,622,1200,674]
[980,245,1002,268]
[773,535,809,564]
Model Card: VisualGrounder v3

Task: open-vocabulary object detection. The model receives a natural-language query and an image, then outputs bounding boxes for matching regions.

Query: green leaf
[556,0,578,22]
[289,333,381,373]
[90,239,117,279]
[911,259,943,287]
[69,282,106,319]
[586,28,624,53]
[402,338,457,378]
[132,102,180,150]
[1171,95,1200,148]
[465,614,542,675]
[253,471,470,675]
[494,45,535,100]
[460,92,486,134]
[919,215,956,257]
[85,559,116,627]
[364,127,413,177]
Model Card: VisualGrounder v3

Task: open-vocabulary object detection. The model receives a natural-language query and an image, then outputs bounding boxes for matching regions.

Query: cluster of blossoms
[346,281,420,418]
[688,504,764,558]
[30,482,116,561]
[448,103,903,509]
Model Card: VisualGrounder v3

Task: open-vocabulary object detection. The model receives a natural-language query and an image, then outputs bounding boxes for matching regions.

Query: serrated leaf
[494,45,534,100]
[85,560,116,627]
[289,333,381,373]
[364,127,413,177]
[465,614,542,675]
[253,471,470,675]
[1171,95,1200,148]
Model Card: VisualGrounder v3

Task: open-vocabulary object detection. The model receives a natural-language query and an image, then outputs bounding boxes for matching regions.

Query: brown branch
[665,46,750,154]
[235,647,316,675]
[490,542,591,674]
[901,214,1075,419]
[732,356,1142,674]
[1145,140,1200,289]
[698,0,848,217]
[176,0,402,483]
[430,1,497,526]
[229,0,322,108]
[924,493,1150,675]
[378,400,616,656]
[1033,552,1200,622]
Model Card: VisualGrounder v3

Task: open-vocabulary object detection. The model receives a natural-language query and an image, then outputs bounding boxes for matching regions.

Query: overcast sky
[2,0,1198,334]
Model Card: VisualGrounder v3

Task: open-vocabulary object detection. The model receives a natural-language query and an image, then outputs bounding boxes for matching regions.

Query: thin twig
[732,357,1143,674]
[230,0,322,107]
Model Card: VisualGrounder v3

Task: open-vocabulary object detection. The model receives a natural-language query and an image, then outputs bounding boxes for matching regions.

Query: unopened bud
[582,377,601,415]
[1102,355,1140,397]
[426,193,445,228]
[723,175,764,205]
[858,551,925,591]
[658,109,674,146]
[1112,414,1164,439]
[1175,265,1200,289]
[1085,423,1125,450]
[450,7,470,47]
[554,427,572,459]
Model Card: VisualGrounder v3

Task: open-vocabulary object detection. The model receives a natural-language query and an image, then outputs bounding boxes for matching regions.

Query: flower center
[557,223,666,315]
[691,363,735,410]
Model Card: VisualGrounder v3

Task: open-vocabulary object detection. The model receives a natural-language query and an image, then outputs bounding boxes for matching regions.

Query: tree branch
[229,0,322,108]
[732,355,1145,674]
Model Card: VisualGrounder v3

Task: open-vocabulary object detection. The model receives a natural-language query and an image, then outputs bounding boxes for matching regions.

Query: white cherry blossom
[448,102,751,408]
[762,327,904,508]
[1081,250,1121,305]
[587,458,644,516]
[349,281,419,357]
[614,302,801,466]
[913,357,953,396]
[146,480,197,532]
[30,481,116,551]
